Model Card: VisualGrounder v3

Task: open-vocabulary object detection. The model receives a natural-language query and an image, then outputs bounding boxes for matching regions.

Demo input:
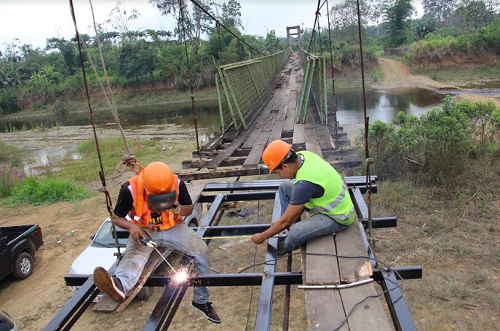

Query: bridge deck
[302,218,392,330]
[180,52,361,181]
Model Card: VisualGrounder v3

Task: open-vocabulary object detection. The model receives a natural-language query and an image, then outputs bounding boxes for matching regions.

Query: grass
[371,161,500,330]
[4,177,90,205]
[409,63,500,85]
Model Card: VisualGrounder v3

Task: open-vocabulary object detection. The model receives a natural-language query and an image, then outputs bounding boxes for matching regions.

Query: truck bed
[0,225,36,243]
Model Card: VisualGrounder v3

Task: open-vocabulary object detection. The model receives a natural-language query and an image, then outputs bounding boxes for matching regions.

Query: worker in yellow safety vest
[93,162,220,324]
[251,140,355,254]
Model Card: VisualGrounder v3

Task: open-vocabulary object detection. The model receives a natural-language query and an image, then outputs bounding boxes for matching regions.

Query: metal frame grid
[297,47,328,124]
[216,48,291,133]
[46,176,421,331]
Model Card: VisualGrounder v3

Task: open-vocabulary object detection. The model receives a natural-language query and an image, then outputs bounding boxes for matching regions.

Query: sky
[0,0,424,53]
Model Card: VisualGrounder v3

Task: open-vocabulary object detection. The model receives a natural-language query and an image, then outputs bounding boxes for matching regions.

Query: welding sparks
[174,269,189,283]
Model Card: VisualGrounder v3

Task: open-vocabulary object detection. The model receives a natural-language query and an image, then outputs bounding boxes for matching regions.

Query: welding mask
[147,190,177,213]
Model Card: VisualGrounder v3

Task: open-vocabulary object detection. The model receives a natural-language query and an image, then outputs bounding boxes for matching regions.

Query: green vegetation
[4,177,90,206]
[358,97,500,184]
[406,18,500,63]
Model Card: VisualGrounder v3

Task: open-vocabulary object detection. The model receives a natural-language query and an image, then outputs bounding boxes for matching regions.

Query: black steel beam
[43,277,99,331]
[361,216,397,229]
[373,266,422,281]
[380,269,418,331]
[197,194,224,240]
[202,176,377,191]
[255,193,281,331]
[349,187,376,268]
[64,272,303,287]
[192,224,271,237]
[198,191,276,203]
[142,280,187,331]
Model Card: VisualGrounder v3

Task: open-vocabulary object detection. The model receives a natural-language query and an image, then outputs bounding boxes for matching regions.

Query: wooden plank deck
[302,205,392,330]
[181,51,362,177]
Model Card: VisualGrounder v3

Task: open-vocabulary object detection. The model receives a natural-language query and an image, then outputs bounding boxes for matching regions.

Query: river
[1,85,499,166]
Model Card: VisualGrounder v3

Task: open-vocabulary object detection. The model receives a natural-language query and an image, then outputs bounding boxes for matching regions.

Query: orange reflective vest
[127,173,184,231]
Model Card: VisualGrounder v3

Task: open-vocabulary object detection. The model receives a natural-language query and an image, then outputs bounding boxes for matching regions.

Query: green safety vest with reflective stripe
[295,151,355,225]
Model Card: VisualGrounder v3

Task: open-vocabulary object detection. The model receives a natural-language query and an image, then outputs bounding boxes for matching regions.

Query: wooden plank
[304,289,348,331]
[340,284,393,331]
[305,110,322,157]
[293,124,305,146]
[335,220,371,284]
[186,181,206,203]
[242,143,266,168]
[93,248,171,312]
[182,156,246,169]
[283,89,297,133]
[207,133,246,169]
[303,234,340,285]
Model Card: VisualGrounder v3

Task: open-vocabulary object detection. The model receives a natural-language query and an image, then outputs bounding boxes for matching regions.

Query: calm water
[335,87,446,124]
[3,85,498,165]
[0,99,223,141]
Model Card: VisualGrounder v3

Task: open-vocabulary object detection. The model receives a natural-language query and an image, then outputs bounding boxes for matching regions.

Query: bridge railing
[215,48,291,133]
[297,47,328,124]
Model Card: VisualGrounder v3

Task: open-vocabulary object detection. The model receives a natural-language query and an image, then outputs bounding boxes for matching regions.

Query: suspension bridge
[43,0,422,329]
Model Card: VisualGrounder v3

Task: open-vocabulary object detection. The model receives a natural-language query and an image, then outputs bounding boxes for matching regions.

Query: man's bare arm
[251,204,304,244]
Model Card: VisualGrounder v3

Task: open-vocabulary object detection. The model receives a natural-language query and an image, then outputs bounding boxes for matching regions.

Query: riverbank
[1,87,218,120]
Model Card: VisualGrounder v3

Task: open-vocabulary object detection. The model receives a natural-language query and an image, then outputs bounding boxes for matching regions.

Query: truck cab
[0,224,43,282]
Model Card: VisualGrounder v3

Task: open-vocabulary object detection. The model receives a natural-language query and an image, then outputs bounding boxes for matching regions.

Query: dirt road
[373,57,457,90]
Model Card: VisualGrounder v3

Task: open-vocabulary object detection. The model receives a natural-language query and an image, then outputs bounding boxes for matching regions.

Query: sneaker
[277,237,290,258]
[191,301,221,324]
[93,267,126,302]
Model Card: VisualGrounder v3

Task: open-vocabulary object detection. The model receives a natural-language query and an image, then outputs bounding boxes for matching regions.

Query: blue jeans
[279,180,349,251]
[115,223,211,304]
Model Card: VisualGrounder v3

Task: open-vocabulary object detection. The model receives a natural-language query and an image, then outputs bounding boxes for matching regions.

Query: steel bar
[202,176,377,191]
[373,266,422,281]
[198,191,277,203]
[64,266,422,288]
[380,269,418,331]
[142,279,185,331]
[193,224,271,237]
[197,194,224,240]
[65,272,304,287]
[255,193,281,331]
[43,277,99,331]
[361,216,397,229]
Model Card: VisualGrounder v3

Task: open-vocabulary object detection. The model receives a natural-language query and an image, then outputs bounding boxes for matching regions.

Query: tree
[422,0,458,27]
[220,0,242,30]
[149,0,213,54]
[107,0,140,36]
[454,1,496,32]
[330,0,371,41]
[45,38,78,75]
[383,0,414,47]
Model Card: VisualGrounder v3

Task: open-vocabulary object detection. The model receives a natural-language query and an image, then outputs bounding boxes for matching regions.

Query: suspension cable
[326,0,339,147]
[179,0,201,157]
[87,0,137,172]
[317,12,323,56]
[216,22,224,65]
[307,0,322,53]
[355,0,374,244]
[69,0,120,256]
[189,0,264,57]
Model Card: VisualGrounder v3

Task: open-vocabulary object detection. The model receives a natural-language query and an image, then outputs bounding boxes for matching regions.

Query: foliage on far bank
[358,97,500,185]
[406,18,500,64]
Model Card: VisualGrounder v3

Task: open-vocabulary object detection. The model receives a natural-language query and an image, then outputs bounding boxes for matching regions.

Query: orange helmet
[142,162,174,194]
[262,140,292,173]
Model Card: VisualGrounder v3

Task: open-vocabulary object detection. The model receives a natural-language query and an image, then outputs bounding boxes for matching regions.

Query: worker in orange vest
[251,140,354,254]
[93,162,220,324]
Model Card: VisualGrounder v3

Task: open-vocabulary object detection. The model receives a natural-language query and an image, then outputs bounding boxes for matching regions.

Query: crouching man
[93,162,220,324]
